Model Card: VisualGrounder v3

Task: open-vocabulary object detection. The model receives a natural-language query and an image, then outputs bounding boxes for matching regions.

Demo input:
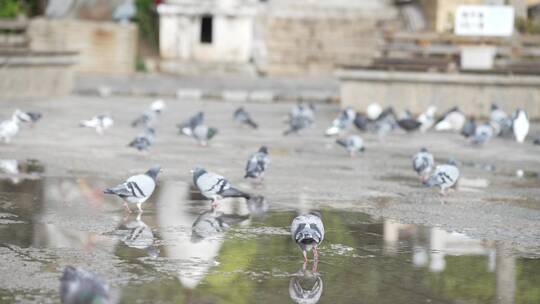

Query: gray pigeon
[192,125,218,146]
[104,165,161,213]
[131,100,164,128]
[412,147,434,181]
[234,107,258,129]
[490,103,512,136]
[289,273,323,304]
[24,111,42,127]
[325,107,355,136]
[60,266,110,304]
[244,146,270,180]
[191,166,251,208]
[461,117,476,138]
[424,160,460,195]
[128,128,155,151]
[178,112,204,136]
[472,124,494,145]
[191,210,249,242]
[336,135,365,157]
[79,115,114,135]
[291,212,325,262]
[284,103,315,135]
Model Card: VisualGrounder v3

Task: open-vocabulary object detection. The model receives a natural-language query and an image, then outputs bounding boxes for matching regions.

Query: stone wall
[338,69,540,119]
[260,2,397,76]
[28,18,137,75]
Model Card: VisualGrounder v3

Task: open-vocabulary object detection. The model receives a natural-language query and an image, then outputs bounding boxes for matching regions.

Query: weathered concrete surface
[0,95,539,251]
[338,69,540,119]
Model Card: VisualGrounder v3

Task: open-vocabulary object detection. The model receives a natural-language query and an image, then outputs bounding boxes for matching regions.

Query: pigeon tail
[221,187,250,199]
[103,188,117,195]
[336,139,347,148]
[246,119,258,129]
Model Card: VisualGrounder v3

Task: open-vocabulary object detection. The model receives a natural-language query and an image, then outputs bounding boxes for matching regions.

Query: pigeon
[434,107,466,132]
[461,117,476,138]
[490,103,512,136]
[244,146,270,180]
[353,112,369,131]
[513,109,529,143]
[128,128,155,151]
[60,266,110,304]
[375,107,398,137]
[366,102,383,120]
[289,273,323,304]
[131,100,165,128]
[284,115,313,136]
[424,159,460,195]
[79,115,114,135]
[233,107,258,129]
[291,212,325,262]
[324,107,355,136]
[24,111,42,127]
[113,0,136,24]
[472,123,494,145]
[336,135,365,157]
[284,103,315,135]
[178,111,204,136]
[534,138,540,146]
[417,106,437,132]
[0,109,31,143]
[104,165,161,213]
[192,124,218,146]
[191,210,249,242]
[397,118,421,132]
[412,148,434,181]
[191,166,251,208]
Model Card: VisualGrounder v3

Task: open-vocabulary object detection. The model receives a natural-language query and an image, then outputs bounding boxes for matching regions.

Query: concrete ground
[1,95,540,251]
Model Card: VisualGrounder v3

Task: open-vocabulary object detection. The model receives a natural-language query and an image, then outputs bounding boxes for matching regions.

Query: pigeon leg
[312,258,319,273]
[303,250,308,263]
[302,260,307,272]
[314,246,319,261]
[211,199,219,210]
[137,203,143,213]
[123,202,132,213]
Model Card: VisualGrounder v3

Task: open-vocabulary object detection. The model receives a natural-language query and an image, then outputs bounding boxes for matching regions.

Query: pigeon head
[491,103,499,111]
[190,166,207,181]
[446,158,458,166]
[145,128,156,135]
[145,165,162,180]
[60,266,78,282]
[259,146,268,154]
[420,147,428,153]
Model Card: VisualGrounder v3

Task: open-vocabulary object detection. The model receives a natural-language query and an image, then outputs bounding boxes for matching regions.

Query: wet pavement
[0,173,539,303]
[0,96,540,303]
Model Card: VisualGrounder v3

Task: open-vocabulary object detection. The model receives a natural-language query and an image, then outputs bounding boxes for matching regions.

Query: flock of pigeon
[0,98,535,303]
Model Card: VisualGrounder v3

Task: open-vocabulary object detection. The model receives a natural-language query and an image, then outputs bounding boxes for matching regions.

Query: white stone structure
[158,0,257,63]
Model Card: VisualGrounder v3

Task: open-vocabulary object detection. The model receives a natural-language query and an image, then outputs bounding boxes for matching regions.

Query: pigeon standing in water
[434,107,466,132]
[192,124,218,146]
[104,165,161,213]
[472,124,494,145]
[178,111,204,136]
[417,106,437,133]
[191,166,251,209]
[128,128,155,151]
[60,266,110,304]
[336,135,365,157]
[79,115,114,135]
[291,212,325,262]
[244,146,270,181]
[0,109,31,143]
[324,107,355,136]
[234,107,258,129]
[424,160,460,196]
[412,148,434,181]
[513,109,529,143]
[461,117,476,138]
[131,100,165,128]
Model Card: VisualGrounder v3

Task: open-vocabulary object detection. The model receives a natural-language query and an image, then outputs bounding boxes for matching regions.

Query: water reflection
[0,175,539,303]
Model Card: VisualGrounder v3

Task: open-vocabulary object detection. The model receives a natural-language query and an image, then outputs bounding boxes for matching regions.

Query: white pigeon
[513,109,529,143]
[434,108,466,132]
[104,165,161,213]
[79,115,114,135]
[424,160,460,196]
[0,109,31,143]
[366,102,383,120]
[412,148,434,181]
[291,212,325,262]
[417,105,437,133]
[191,166,250,209]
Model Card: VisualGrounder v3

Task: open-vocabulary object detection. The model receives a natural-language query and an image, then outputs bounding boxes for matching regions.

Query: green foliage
[135,0,159,52]
[516,17,540,35]
[0,0,24,18]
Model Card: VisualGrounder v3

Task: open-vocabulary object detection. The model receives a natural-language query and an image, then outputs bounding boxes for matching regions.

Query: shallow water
[0,171,539,304]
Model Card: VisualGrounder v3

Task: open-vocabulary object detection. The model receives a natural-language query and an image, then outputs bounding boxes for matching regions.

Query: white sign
[455,5,514,37]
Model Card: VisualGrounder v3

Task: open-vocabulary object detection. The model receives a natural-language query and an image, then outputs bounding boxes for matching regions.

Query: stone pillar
[508,0,527,18]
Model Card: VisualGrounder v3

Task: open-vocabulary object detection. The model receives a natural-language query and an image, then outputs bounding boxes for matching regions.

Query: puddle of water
[0,175,539,303]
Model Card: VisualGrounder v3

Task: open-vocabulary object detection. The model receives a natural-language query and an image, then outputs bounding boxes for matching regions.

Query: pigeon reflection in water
[289,268,323,304]
[191,210,249,243]
[121,213,159,258]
